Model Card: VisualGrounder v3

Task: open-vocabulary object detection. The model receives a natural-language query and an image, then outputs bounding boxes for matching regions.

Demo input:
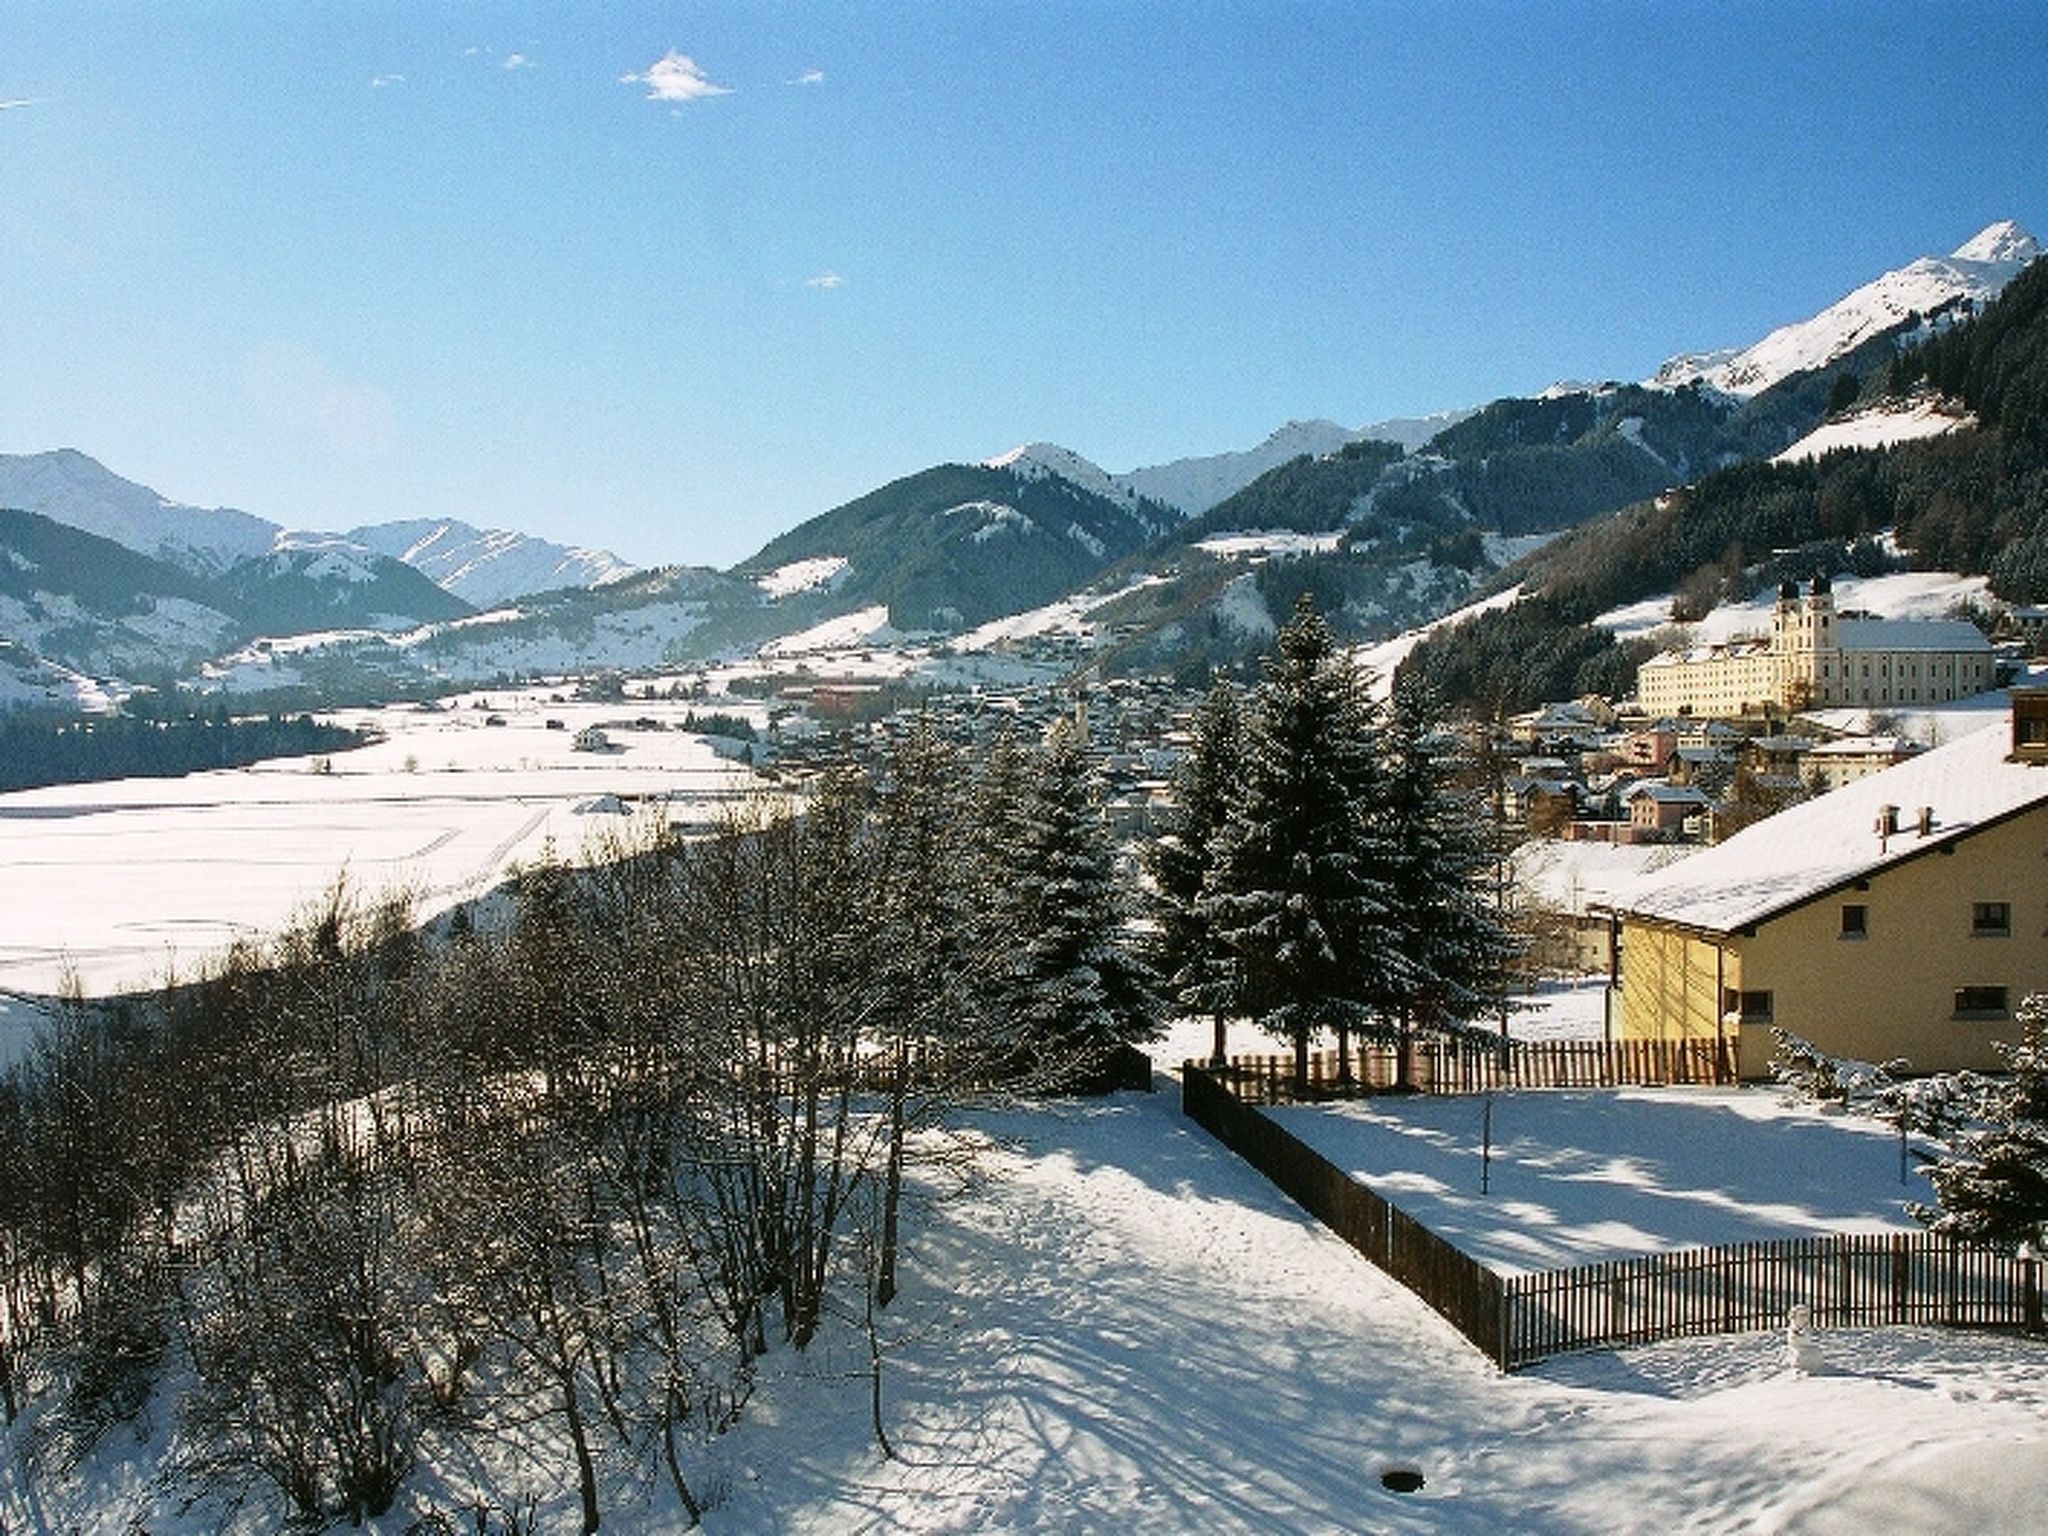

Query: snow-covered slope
[1650,220,2041,398]
[1773,399,1972,464]
[0,449,277,576]
[346,518,636,606]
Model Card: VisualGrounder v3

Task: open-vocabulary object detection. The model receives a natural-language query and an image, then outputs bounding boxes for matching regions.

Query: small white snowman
[1783,1302,1826,1374]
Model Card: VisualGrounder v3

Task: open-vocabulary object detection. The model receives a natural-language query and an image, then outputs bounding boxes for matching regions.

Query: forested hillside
[1400,255,2048,713]
[738,463,1174,631]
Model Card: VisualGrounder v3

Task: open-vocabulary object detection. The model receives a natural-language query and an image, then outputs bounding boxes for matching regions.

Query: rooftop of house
[1610,711,2042,935]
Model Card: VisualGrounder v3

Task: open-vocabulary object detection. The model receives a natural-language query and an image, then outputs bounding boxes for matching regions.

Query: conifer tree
[1374,676,1515,1082]
[1146,678,1245,1066]
[1208,595,1394,1091]
[1914,994,2048,1253]
[1002,715,1160,1089]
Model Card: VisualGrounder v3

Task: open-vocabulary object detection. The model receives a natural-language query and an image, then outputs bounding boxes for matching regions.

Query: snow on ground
[1353,583,1525,695]
[1271,1088,1928,1275]
[7,1057,2045,1531]
[1192,529,1345,559]
[759,604,903,657]
[950,575,1167,650]
[1774,400,1971,464]
[0,690,757,1000]
[1597,568,1992,645]
[756,555,851,599]
[653,1091,2047,1534]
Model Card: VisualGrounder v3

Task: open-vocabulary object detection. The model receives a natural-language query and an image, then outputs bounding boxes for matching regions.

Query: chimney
[1876,804,1898,850]
[1917,806,1934,838]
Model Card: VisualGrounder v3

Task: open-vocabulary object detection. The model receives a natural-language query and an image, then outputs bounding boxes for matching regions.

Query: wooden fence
[1203,1035,1735,1104]
[1502,1231,2042,1368]
[1181,1063,2043,1370]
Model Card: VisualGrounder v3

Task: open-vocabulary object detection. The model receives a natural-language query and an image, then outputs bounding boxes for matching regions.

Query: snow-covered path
[711,1083,2048,1535]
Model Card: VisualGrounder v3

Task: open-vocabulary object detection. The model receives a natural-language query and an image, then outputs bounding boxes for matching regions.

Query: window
[1954,986,2010,1018]
[1722,988,1774,1024]
[1972,901,2011,937]
[1840,904,1867,939]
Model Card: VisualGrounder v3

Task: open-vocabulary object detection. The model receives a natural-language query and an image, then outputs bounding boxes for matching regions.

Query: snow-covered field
[0,689,757,1005]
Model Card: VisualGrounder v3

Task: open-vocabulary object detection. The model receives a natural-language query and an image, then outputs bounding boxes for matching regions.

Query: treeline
[0,710,374,792]
[0,717,1156,1529]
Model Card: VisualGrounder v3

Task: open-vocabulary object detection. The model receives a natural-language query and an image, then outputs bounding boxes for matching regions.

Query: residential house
[1623,782,1712,840]
[1600,696,2048,1077]
[1803,734,1923,792]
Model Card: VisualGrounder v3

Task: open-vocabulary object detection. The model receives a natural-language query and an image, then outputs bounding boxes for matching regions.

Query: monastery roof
[1834,617,1991,653]
[1611,713,2046,935]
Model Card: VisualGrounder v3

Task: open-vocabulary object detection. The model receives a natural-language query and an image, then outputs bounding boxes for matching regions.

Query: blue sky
[3,3,2044,570]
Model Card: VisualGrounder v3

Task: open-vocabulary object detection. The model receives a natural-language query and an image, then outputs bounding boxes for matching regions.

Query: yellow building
[1635,576,1995,718]
[1602,696,2048,1077]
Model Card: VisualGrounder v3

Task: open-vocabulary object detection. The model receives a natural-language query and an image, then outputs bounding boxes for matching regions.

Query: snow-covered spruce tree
[1145,678,1246,1067]
[997,715,1161,1091]
[1207,594,1395,1093]
[1373,676,1515,1083]
[1912,993,2048,1254]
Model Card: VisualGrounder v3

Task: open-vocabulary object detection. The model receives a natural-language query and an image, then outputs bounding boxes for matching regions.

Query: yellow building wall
[1620,802,2048,1077]
[1617,923,1732,1047]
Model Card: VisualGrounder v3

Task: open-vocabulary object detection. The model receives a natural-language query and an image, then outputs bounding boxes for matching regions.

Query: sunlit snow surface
[0,690,757,1002]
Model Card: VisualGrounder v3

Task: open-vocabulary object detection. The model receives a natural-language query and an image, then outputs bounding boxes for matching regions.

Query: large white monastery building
[1636,575,1994,717]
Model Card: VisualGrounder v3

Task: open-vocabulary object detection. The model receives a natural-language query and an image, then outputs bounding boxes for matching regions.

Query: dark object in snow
[1379,1466,1426,1493]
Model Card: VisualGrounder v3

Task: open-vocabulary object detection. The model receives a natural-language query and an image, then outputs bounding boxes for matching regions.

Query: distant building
[1636,576,1993,718]
[1803,735,1923,791]
[1601,696,2048,1077]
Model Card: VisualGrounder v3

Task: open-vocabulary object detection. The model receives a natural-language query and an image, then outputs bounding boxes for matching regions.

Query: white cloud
[0,98,42,110]
[805,272,845,291]
[621,50,730,104]
[503,52,534,72]
[369,74,404,89]
[790,69,826,87]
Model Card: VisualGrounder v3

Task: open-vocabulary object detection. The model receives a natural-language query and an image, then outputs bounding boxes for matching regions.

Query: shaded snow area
[755,555,851,599]
[8,1087,2046,1532]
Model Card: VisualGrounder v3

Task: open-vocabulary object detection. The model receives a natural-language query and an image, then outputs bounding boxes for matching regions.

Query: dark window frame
[1972,901,2012,937]
[1954,985,2010,1019]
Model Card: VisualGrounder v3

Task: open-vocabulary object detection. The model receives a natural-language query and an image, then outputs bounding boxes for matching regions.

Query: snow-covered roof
[1613,711,2048,934]
[1835,617,1990,653]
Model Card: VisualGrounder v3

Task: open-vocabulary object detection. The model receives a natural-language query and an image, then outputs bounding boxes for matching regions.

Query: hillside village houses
[1597,693,2048,1078]
[1636,575,1994,718]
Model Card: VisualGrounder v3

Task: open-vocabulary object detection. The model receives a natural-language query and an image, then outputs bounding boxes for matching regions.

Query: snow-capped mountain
[345,519,637,608]
[0,450,636,609]
[1112,413,1473,518]
[0,449,277,577]
[1650,220,2041,398]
